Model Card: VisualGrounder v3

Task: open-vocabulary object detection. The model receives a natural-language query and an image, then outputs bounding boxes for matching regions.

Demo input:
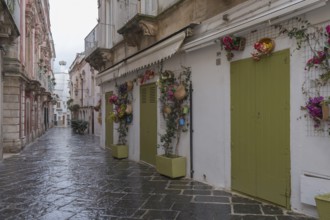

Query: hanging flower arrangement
[158,67,191,157]
[251,38,275,61]
[275,18,330,134]
[108,81,133,145]
[302,96,329,128]
[221,35,246,61]
[139,69,155,84]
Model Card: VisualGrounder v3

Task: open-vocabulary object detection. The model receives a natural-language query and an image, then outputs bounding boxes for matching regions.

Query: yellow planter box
[156,155,186,178]
[111,145,128,159]
[315,193,330,220]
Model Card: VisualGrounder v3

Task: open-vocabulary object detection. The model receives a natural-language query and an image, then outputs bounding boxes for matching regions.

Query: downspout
[190,82,194,178]
[81,76,84,107]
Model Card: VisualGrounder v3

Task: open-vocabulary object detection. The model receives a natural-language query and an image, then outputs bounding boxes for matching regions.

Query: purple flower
[305,96,324,127]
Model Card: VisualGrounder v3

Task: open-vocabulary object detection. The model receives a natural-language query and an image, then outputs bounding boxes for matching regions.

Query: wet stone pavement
[0,128,316,220]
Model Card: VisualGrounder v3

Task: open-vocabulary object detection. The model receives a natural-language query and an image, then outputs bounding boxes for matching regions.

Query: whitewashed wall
[181,4,330,217]
[98,2,330,217]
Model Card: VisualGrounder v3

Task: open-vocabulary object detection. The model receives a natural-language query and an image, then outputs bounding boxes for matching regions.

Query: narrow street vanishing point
[0,128,316,220]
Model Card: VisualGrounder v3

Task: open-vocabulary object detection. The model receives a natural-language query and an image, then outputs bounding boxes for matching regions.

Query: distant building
[53,62,70,127]
[68,53,101,136]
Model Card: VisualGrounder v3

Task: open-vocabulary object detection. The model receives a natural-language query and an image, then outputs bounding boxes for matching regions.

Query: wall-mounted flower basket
[221,36,246,61]
[251,38,275,61]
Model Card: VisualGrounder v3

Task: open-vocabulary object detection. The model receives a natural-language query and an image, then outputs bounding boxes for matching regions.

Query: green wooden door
[105,92,113,148]
[231,49,290,208]
[140,83,157,165]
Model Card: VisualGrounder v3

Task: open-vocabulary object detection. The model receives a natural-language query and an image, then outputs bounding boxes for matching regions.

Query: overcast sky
[49,0,98,72]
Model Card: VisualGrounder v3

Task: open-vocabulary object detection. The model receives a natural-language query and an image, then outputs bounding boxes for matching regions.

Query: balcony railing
[84,24,105,57]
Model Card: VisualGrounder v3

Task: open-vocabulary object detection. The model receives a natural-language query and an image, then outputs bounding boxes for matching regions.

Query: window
[57,102,61,108]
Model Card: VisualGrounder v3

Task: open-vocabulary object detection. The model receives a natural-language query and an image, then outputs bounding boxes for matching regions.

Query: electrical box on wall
[300,174,330,206]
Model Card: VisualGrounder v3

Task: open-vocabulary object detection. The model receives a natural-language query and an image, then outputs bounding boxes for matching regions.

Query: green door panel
[255,50,290,207]
[105,92,113,147]
[231,58,257,195]
[140,83,157,165]
[231,49,291,208]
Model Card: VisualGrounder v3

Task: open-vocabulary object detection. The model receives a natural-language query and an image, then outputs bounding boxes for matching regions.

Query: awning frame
[96,28,191,85]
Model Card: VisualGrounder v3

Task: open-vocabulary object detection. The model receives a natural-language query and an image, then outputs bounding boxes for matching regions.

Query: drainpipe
[190,83,194,179]
[81,76,83,107]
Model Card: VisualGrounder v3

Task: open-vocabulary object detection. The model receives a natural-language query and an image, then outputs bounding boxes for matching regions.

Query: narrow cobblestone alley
[0,128,316,220]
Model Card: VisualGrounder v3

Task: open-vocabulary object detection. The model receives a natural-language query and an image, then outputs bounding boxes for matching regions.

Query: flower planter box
[156,155,186,178]
[111,145,128,159]
[315,193,330,220]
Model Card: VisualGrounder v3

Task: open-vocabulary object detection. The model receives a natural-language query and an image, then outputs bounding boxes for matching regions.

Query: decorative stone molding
[25,3,35,36]
[0,1,19,45]
[35,25,42,44]
[26,80,41,92]
[117,14,158,48]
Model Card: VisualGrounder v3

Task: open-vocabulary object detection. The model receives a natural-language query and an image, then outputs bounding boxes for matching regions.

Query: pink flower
[306,50,327,69]
[326,25,330,35]
[109,95,118,104]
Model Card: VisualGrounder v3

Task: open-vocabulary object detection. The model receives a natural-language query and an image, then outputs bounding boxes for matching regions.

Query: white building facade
[85,0,330,218]
[53,68,70,127]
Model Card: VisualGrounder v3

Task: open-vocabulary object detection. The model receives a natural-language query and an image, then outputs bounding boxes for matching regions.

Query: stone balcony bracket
[26,80,41,92]
[86,48,113,72]
[117,14,158,47]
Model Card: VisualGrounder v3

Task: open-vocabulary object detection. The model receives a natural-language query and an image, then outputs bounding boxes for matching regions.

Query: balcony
[85,24,101,56]
[84,23,113,72]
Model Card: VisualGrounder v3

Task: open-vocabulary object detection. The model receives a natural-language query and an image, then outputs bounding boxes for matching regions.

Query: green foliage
[275,17,311,50]
[117,121,128,145]
[158,67,191,157]
[71,120,88,134]
[68,104,80,112]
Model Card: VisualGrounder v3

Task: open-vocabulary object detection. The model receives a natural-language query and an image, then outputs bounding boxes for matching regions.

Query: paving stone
[235,215,277,220]
[233,204,262,214]
[162,194,193,203]
[142,210,179,219]
[0,128,317,220]
[232,196,262,204]
[194,195,230,203]
[183,189,212,195]
[39,210,76,220]
[213,190,232,197]
[141,199,174,210]
[261,204,284,215]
